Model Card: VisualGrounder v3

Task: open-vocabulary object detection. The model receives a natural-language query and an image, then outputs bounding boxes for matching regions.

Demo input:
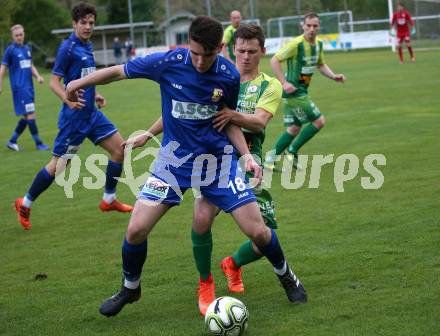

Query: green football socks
[288,123,320,154]
[232,240,261,268]
[191,229,213,281]
[274,131,295,156]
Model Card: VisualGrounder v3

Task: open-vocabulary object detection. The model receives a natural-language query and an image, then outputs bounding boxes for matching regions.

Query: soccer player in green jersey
[265,12,346,171]
[194,23,307,312]
[221,10,241,63]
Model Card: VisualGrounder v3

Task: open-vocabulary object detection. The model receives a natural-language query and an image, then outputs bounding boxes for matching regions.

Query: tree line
[0,0,422,63]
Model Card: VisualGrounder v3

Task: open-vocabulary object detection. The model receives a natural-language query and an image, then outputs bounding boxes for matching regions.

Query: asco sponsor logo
[171,100,218,120]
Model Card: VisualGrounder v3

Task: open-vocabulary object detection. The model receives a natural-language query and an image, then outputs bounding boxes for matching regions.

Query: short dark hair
[189,16,223,52]
[303,12,320,22]
[72,2,97,22]
[233,24,265,49]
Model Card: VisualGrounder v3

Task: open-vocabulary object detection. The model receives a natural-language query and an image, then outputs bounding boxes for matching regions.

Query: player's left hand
[243,154,263,187]
[65,84,86,109]
[37,76,44,84]
[411,27,416,36]
[213,106,234,132]
[333,74,346,83]
[95,94,106,108]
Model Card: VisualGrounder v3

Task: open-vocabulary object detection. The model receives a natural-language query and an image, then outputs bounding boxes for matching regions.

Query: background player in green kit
[265,12,346,171]
[221,10,241,63]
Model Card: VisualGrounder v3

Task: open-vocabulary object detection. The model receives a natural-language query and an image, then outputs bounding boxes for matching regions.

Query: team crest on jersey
[211,88,223,102]
[247,85,258,94]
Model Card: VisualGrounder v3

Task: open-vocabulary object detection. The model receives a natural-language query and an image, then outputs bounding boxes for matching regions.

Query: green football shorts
[283,95,321,127]
[255,187,278,229]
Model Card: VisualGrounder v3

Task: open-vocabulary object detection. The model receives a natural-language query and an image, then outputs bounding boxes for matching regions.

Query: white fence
[91,14,440,64]
[264,14,440,54]
[265,30,391,55]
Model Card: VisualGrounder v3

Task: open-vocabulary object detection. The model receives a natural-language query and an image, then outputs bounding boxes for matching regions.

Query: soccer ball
[205,296,249,336]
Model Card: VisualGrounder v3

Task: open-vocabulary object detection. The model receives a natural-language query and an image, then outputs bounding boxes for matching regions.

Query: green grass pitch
[0,49,439,335]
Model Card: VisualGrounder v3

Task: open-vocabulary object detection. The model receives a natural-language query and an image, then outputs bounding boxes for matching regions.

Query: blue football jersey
[124,48,240,172]
[1,43,34,91]
[52,33,97,119]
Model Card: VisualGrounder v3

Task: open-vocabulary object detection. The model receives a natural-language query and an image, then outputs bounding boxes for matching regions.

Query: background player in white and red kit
[390,2,415,63]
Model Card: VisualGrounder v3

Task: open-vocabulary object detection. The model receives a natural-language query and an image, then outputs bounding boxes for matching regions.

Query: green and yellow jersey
[236,72,283,162]
[274,34,325,98]
[223,25,237,62]
[236,72,281,228]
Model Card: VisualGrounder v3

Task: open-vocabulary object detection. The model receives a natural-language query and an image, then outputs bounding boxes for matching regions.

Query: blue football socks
[10,118,27,143]
[256,229,286,270]
[27,119,42,145]
[26,168,55,202]
[105,160,123,194]
[122,238,148,283]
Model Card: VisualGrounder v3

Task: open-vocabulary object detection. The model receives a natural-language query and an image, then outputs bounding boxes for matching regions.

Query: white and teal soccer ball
[204,296,249,336]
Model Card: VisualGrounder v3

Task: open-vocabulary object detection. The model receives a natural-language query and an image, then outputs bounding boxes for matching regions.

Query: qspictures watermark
[262,153,386,192]
[53,133,386,198]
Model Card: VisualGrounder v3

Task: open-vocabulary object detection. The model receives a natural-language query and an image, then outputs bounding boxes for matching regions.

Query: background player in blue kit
[66,15,306,317]
[0,24,50,152]
[14,3,133,231]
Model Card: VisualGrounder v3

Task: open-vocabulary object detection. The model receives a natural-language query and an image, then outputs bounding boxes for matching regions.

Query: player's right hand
[121,132,151,150]
[333,74,346,83]
[243,154,263,187]
[213,106,234,132]
[282,81,296,94]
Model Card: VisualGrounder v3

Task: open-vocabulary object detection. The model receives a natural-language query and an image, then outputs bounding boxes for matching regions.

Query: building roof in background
[157,11,195,30]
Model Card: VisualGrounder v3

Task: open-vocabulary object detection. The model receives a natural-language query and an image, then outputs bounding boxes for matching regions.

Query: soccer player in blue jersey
[65,16,305,317]
[124,25,308,315]
[14,3,133,231]
[0,24,50,152]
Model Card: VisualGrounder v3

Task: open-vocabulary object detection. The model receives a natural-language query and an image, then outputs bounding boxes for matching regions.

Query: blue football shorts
[12,87,35,116]
[52,110,117,158]
[138,157,257,213]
